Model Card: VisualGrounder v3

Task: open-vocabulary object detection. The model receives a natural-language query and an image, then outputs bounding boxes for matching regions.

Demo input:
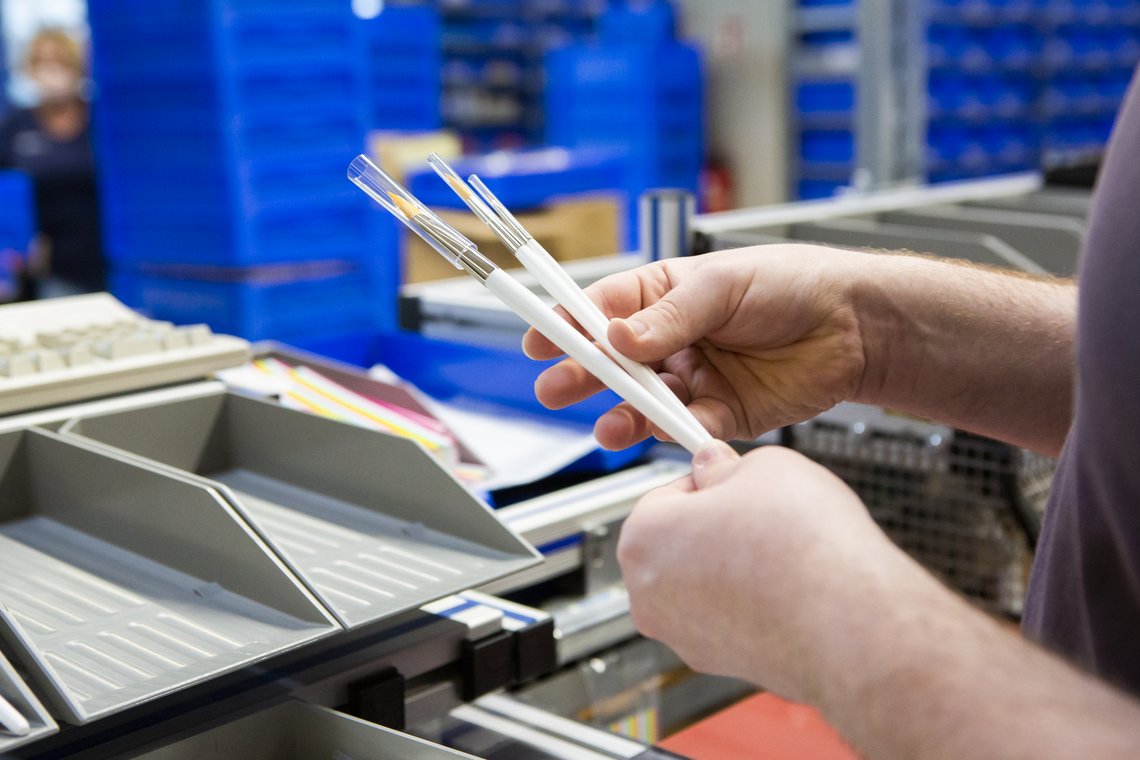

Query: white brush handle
[517,241,711,446]
[485,269,706,454]
[0,693,29,736]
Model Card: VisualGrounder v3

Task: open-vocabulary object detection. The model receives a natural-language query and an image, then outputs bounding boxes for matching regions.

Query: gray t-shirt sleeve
[1023,65,1140,693]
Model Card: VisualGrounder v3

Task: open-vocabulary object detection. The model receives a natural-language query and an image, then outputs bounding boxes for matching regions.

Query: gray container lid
[0,429,338,725]
[61,391,541,629]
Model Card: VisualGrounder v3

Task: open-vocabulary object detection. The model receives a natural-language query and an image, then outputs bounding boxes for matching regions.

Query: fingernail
[692,440,737,471]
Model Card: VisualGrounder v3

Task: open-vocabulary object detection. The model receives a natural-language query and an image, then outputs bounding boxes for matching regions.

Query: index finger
[521,261,680,360]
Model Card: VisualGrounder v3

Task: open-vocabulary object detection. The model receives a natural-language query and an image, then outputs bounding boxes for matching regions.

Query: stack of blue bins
[1038,1,1140,162]
[790,0,859,199]
[0,171,34,302]
[545,1,703,247]
[926,0,1140,182]
[790,0,1138,196]
[365,3,442,131]
[87,0,395,341]
[433,0,603,150]
[926,0,1044,182]
[794,57,857,199]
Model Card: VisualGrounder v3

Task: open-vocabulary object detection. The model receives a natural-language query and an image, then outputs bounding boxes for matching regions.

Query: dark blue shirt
[0,106,104,290]
[1023,68,1140,693]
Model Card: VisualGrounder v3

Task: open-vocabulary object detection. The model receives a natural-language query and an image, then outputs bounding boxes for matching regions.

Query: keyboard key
[161,331,190,349]
[0,354,36,377]
[92,333,164,360]
[37,332,69,348]
[182,325,214,346]
[0,293,248,413]
[61,344,93,367]
[30,351,64,373]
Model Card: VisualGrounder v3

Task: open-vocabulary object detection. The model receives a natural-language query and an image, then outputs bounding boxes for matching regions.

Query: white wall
[678,0,790,206]
[2,0,88,69]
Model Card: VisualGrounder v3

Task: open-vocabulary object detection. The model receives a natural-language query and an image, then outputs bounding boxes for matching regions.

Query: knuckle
[616,519,645,571]
[651,296,686,331]
[626,597,660,640]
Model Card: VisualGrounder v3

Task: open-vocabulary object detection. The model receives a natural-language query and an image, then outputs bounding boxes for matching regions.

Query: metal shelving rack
[789,0,1140,198]
[789,0,927,198]
[434,0,606,150]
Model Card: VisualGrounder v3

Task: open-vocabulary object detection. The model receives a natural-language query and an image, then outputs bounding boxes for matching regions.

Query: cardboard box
[404,194,621,283]
[367,130,462,185]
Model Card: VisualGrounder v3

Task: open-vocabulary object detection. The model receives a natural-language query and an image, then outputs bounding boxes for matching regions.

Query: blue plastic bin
[111,264,381,341]
[87,0,372,269]
[796,80,856,114]
[364,4,442,130]
[0,171,34,300]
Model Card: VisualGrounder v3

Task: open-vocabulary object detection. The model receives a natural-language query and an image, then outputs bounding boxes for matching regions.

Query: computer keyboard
[0,293,249,415]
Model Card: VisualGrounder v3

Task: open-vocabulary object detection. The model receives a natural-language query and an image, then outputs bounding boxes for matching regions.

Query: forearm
[800,552,1140,760]
[850,252,1076,455]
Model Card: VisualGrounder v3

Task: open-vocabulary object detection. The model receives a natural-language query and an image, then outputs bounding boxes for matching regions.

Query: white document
[406,394,600,492]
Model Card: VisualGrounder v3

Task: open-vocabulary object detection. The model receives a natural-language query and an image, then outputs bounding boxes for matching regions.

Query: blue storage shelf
[0,171,34,300]
[432,0,608,148]
[598,1,676,45]
[112,264,383,341]
[792,0,1138,194]
[92,12,365,82]
[797,178,848,199]
[544,37,703,237]
[799,129,855,163]
[796,80,856,114]
[365,4,443,130]
[101,200,374,269]
[88,0,372,269]
[0,171,34,250]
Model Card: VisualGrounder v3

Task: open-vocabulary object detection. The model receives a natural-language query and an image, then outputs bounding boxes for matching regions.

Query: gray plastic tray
[0,648,56,752]
[61,391,540,629]
[134,700,478,759]
[0,428,337,725]
[881,205,1082,276]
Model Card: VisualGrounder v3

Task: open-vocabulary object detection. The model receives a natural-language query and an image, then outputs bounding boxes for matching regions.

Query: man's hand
[523,245,869,449]
[620,441,1140,760]
[525,245,1076,456]
[617,441,912,701]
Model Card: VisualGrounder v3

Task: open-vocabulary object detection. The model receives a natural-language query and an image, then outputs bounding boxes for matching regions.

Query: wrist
[799,544,963,709]
[841,251,919,408]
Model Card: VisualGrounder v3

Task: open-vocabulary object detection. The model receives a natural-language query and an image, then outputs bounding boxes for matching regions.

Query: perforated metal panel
[790,405,1052,617]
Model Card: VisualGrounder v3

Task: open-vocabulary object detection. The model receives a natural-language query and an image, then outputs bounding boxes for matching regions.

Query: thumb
[608,278,731,363]
[691,440,741,490]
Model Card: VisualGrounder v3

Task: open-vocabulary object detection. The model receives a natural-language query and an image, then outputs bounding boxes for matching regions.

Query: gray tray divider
[0,649,57,752]
[881,205,1083,275]
[60,391,540,630]
[0,429,338,724]
[134,700,479,759]
[224,394,532,556]
[964,189,1090,219]
[790,219,1046,273]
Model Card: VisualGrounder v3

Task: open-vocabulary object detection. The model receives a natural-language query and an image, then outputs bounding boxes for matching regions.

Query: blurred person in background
[0,27,103,298]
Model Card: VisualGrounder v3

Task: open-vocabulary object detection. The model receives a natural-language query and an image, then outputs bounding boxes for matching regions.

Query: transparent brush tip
[467,173,530,241]
[426,153,468,195]
[347,154,462,268]
[428,153,526,250]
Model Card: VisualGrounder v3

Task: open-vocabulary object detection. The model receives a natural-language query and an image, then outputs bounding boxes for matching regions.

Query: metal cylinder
[639,188,695,260]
